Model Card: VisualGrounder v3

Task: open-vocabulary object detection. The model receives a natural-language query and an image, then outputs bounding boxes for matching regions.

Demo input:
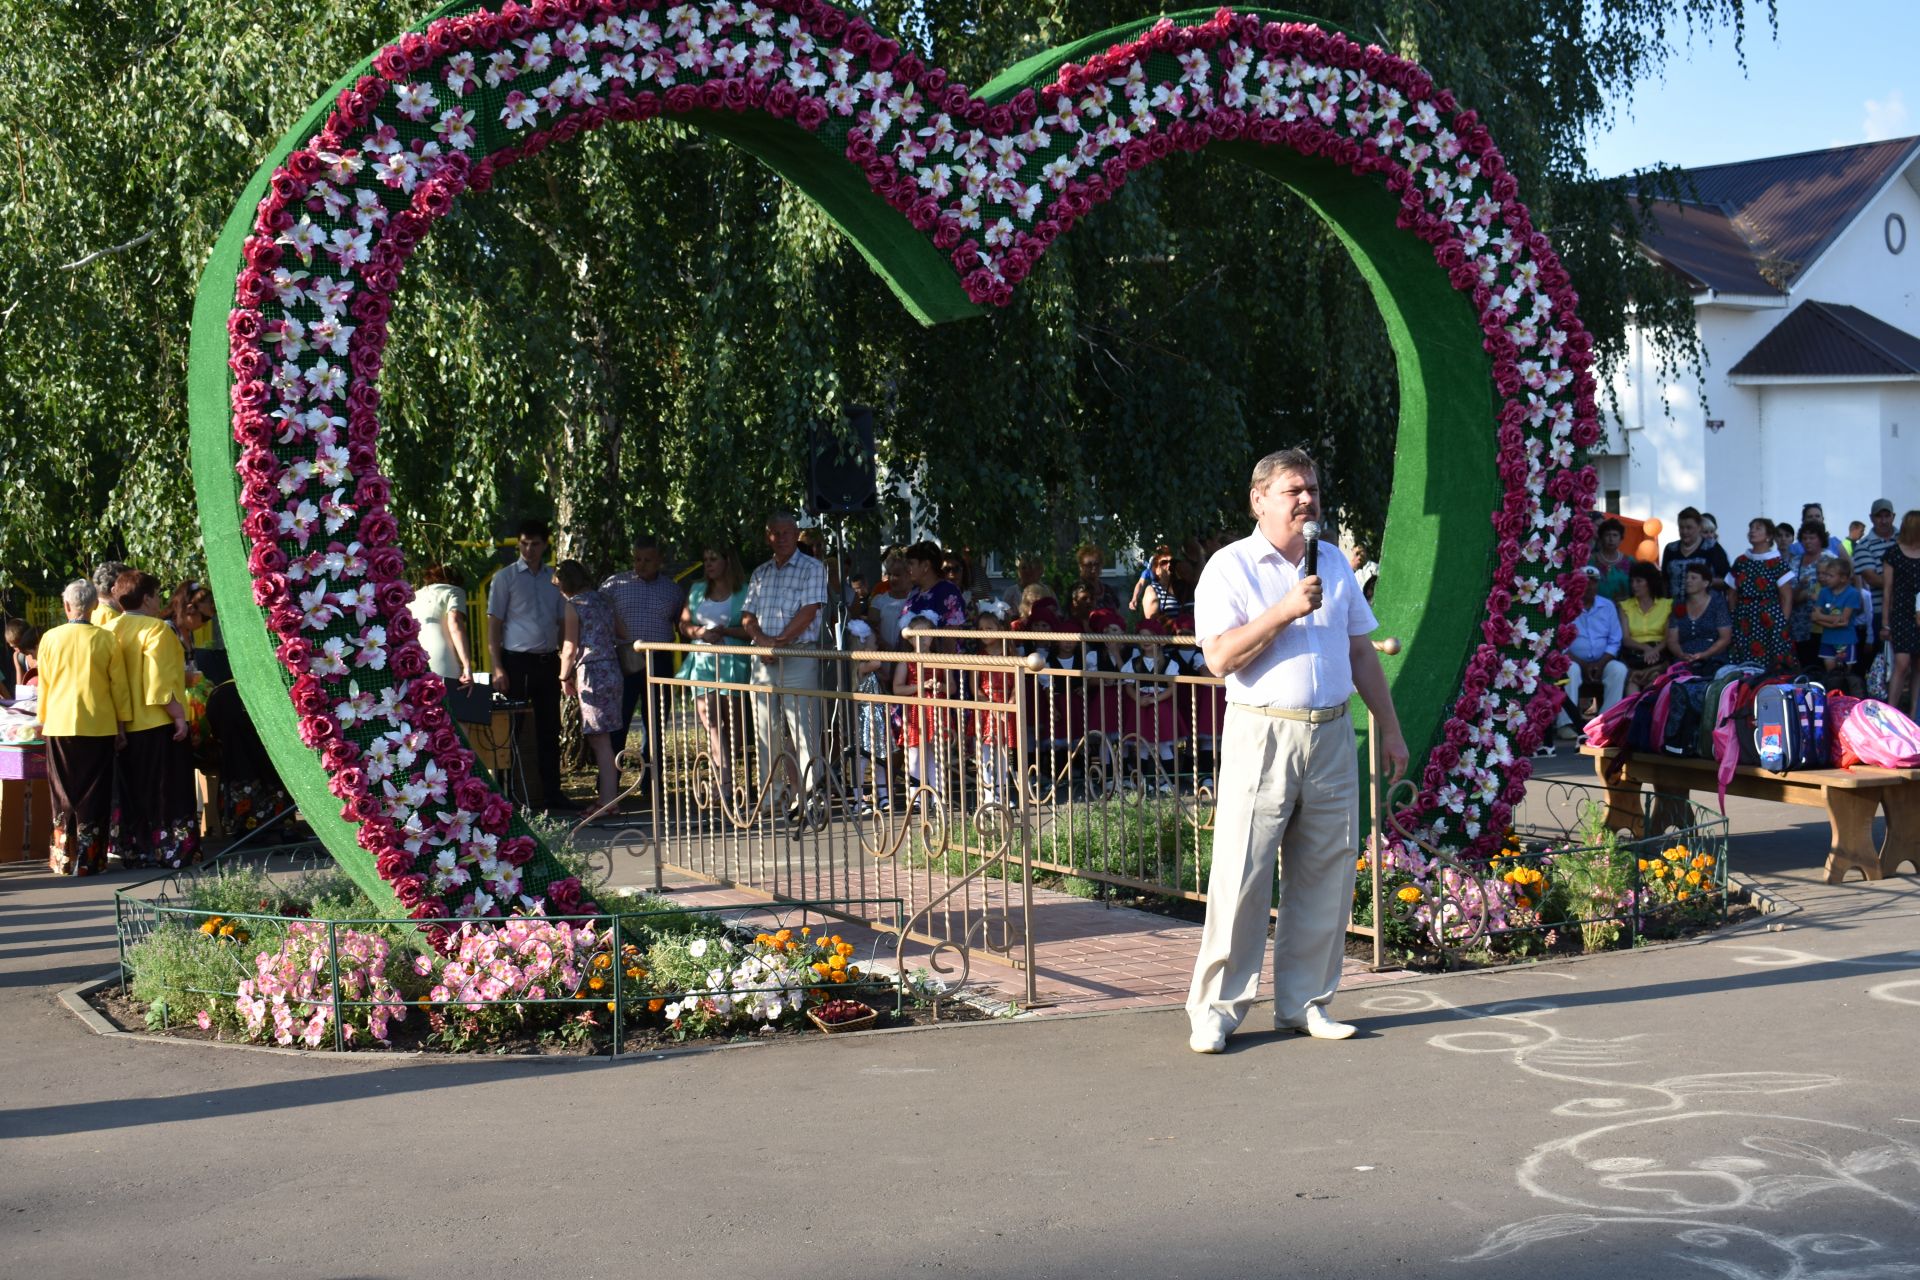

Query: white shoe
[1188,1016,1231,1054]
[1277,1006,1357,1040]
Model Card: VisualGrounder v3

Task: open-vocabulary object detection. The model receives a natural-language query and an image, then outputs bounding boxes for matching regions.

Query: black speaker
[807,406,879,516]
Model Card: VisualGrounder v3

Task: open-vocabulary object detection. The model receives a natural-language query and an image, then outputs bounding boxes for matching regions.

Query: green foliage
[125,920,281,1033]
[0,0,1762,588]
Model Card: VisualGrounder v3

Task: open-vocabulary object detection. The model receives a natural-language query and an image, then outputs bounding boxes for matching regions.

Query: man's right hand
[492,668,510,695]
[1283,575,1323,622]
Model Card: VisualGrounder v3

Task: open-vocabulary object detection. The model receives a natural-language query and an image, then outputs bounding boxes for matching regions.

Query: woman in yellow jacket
[39,580,132,876]
[105,570,197,869]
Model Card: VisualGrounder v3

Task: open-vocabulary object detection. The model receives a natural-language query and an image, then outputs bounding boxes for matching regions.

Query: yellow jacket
[37,622,133,738]
[88,601,121,628]
[105,612,186,733]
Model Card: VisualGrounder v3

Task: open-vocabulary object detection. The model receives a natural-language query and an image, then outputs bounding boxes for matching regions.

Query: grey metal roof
[1728,300,1920,379]
[1627,136,1920,295]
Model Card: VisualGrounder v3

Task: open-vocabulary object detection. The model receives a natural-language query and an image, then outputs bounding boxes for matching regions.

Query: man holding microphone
[1187,448,1409,1053]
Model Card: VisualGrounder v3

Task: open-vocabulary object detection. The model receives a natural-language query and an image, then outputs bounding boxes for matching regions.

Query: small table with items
[0,739,51,865]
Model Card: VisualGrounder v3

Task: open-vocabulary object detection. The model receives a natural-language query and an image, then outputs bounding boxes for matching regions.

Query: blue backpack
[1753,680,1828,774]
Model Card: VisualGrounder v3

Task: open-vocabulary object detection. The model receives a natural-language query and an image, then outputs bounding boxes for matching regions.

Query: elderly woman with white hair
[38,580,131,876]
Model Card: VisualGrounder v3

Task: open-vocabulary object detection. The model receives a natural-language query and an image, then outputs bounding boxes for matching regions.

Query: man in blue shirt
[1557,565,1627,739]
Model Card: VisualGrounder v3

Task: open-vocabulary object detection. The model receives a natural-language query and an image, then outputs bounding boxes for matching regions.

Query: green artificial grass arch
[189,2,1552,922]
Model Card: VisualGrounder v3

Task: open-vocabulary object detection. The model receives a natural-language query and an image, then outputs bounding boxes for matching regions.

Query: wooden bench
[1580,745,1920,885]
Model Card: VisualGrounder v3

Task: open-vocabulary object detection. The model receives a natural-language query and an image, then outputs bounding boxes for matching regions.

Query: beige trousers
[1186,704,1359,1033]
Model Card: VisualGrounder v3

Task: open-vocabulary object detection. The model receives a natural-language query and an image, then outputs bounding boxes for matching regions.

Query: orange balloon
[1634,537,1659,563]
[1642,517,1662,539]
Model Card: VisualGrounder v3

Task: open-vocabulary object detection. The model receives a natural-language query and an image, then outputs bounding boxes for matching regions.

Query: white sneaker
[1277,1006,1357,1040]
[1188,1016,1231,1054]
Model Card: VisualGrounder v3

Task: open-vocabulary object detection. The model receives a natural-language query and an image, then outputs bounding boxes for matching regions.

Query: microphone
[1302,520,1321,581]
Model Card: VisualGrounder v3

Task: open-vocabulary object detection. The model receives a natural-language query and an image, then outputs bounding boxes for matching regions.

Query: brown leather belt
[1233,703,1348,724]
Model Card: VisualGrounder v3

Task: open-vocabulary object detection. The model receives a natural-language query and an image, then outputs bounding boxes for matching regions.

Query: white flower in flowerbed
[647,926,871,1040]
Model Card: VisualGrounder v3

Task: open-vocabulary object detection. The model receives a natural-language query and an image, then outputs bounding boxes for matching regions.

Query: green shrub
[125,920,283,1034]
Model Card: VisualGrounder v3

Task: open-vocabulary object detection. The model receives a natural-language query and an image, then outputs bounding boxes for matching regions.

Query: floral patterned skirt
[113,726,201,870]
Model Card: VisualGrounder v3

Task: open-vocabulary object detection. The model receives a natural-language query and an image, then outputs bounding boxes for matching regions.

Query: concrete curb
[60,901,1789,1059]
[55,966,1029,1065]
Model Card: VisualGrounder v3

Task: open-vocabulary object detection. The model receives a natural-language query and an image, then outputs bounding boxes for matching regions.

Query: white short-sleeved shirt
[486,559,564,655]
[1193,529,1378,708]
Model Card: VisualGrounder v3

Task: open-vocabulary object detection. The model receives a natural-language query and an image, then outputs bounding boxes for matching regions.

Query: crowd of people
[1559,497,1920,737]
[16,511,1353,862]
[17,563,220,876]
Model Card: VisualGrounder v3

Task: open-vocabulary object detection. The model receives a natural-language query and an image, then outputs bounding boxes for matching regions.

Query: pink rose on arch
[375,848,414,881]
[327,765,368,801]
[478,794,514,834]
[1541,650,1572,682]
[341,792,381,823]
[267,602,305,635]
[795,97,828,131]
[358,511,399,548]
[364,546,405,581]
[374,580,414,619]
[297,714,340,750]
[453,776,491,813]
[499,836,538,867]
[441,751,472,783]
[276,635,313,670]
[1431,741,1461,772]
[390,644,428,679]
[354,475,392,511]
[1487,586,1514,616]
[427,727,461,757]
[247,543,288,576]
[289,675,330,717]
[546,877,587,914]
[358,814,399,852]
[1481,615,1514,648]
[320,737,360,772]
[391,874,430,907]
[387,611,422,644]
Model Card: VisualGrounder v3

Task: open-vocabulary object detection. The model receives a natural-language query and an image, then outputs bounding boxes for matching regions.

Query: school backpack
[1828,694,1920,769]
[1625,667,1698,755]
[1662,679,1713,756]
[1752,679,1828,775]
[1695,664,1766,760]
[1708,670,1794,806]
[1582,689,1642,749]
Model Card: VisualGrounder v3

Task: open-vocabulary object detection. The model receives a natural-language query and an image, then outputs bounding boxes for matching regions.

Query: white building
[1603,136,1920,535]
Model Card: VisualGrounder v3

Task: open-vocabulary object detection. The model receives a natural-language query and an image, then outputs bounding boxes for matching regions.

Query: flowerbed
[116,862,938,1053]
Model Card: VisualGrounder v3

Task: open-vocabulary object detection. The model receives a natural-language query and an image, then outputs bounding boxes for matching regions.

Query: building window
[1889,212,1908,256]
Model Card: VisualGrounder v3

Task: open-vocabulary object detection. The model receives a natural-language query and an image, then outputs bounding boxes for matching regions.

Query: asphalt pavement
[3,754,1918,1280]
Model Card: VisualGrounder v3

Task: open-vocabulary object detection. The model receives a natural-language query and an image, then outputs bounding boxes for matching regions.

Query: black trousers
[502,649,562,804]
[617,649,678,778]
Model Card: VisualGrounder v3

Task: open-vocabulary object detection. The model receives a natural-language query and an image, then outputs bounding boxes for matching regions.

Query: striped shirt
[1851,532,1896,637]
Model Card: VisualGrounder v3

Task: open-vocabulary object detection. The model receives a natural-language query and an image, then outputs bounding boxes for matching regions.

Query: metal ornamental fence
[635,632,1730,985]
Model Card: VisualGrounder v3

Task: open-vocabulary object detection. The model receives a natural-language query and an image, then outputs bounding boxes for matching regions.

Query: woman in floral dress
[557,560,626,820]
[1727,516,1797,673]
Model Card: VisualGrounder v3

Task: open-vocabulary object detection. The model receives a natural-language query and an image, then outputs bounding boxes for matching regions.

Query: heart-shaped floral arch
[187,0,1597,928]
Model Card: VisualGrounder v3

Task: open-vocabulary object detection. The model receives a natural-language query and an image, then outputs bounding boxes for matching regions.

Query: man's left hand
[1378,725,1409,783]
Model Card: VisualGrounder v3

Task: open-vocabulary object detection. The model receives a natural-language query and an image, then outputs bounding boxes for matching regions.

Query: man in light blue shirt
[1558,565,1627,739]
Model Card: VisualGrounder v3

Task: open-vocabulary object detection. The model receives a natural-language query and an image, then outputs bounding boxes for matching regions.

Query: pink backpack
[1828,694,1920,769]
[1581,689,1642,748]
